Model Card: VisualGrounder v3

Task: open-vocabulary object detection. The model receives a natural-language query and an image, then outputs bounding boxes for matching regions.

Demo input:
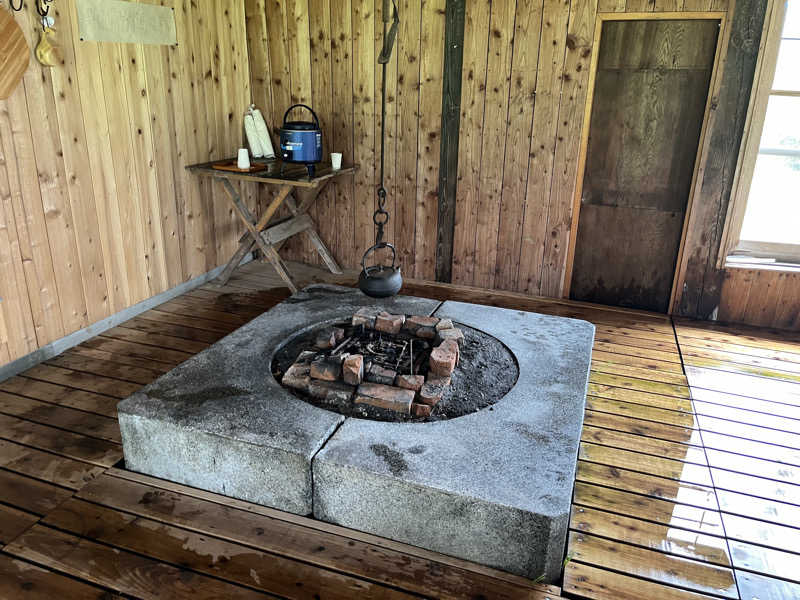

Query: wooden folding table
[187,159,358,293]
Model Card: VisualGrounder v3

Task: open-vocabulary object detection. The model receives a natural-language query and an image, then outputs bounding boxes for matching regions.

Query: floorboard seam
[673,317,743,600]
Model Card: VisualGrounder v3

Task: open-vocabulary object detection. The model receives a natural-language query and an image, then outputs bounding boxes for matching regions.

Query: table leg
[286,186,343,275]
[255,184,293,231]
[222,183,295,269]
[217,178,299,293]
[213,239,256,286]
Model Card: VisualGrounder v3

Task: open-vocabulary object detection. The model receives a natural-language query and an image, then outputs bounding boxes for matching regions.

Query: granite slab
[118,285,441,514]
[312,300,595,581]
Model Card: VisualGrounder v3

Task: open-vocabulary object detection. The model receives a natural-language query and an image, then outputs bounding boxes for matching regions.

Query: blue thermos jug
[279,104,322,177]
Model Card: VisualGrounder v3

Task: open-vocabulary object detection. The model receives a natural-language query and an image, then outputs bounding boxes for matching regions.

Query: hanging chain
[373,187,388,245]
[371,37,390,247]
[371,0,399,248]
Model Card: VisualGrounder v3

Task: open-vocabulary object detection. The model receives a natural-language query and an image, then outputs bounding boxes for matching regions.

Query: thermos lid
[282,121,318,131]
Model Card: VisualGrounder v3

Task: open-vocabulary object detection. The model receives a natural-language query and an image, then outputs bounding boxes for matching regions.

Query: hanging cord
[36,0,53,30]
[372,0,399,246]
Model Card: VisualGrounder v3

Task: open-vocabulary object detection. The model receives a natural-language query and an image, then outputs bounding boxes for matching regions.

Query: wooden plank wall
[450,0,732,298]
[0,0,786,369]
[716,268,800,329]
[0,0,252,364]
[245,0,446,281]
[245,0,744,304]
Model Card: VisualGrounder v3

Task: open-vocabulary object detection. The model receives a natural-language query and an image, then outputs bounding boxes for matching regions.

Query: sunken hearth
[117,285,594,582]
[274,308,518,421]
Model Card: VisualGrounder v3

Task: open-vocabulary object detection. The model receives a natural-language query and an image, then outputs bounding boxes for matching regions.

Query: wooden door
[570,19,719,313]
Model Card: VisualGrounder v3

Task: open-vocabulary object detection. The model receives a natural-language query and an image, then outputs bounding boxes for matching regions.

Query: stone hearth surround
[117,285,594,582]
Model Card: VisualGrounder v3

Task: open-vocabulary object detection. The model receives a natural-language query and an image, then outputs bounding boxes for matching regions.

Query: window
[720,0,800,269]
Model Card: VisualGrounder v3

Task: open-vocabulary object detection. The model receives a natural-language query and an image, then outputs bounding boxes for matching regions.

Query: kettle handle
[360,242,398,276]
[283,104,320,128]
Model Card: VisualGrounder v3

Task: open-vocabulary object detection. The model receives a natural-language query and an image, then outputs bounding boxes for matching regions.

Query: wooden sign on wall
[76,0,177,45]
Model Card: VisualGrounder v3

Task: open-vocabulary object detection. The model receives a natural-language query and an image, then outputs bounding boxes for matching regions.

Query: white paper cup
[331,152,343,170]
[237,148,251,170]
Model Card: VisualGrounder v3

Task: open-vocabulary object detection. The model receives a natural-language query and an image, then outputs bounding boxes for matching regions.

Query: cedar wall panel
[247,0,736,298]
[718,269,800,330]
[247,0,446,279]
[0,0,787,368]
[450,0,730,298]
[0,0,251,364]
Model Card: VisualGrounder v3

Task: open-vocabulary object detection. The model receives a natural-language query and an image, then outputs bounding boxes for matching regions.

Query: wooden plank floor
[1,260,798,599]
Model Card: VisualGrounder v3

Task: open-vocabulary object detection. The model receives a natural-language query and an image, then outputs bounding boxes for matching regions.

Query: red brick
[365,364,397,385]
[412,403,432,417]
[435,318,454,331]
[310,358,342,381]
[342,354,364,385]
[395,374,424,391]
[352,307,379,328]
[403,315,439,334]
[436,328,465,345]
[308,380,354,403]
[415,326,437,339]
[296,350,317,363]
[418,382,444,406]
[355,383,414,414]
[429,344,457,377]
[282,362,310,391]
[315,330,336,350]
[315,327,345,350]
[375,311,405,334]
[439,339,460,365]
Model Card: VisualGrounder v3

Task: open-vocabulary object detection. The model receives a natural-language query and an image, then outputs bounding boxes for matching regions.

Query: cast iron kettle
[359,0,402,299]
[359,242,402,298]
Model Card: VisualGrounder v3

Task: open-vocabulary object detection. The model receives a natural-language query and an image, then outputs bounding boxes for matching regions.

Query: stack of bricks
[280,307,465,418]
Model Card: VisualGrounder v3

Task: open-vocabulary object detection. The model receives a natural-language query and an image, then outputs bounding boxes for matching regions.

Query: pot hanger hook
[378,0,400,64]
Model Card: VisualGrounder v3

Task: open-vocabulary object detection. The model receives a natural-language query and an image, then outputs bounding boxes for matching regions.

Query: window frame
[718,0,800,269]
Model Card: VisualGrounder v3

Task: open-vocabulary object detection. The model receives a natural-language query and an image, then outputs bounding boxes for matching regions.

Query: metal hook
[36,0,53,18]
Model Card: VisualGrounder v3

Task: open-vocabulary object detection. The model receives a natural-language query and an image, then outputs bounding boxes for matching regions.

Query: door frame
[561,10,730,314]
